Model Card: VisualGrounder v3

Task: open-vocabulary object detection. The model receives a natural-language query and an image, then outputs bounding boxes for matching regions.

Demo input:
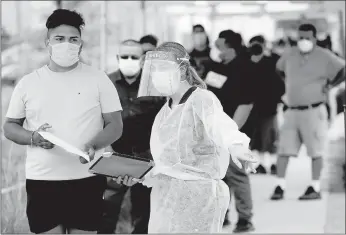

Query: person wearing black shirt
[98,39,164,234]
[203,30,256,233]
[189,24,213,79]
[247,36,285,175]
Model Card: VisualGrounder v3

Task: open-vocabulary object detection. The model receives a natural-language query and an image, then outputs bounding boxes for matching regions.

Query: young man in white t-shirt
[4,9,123,234]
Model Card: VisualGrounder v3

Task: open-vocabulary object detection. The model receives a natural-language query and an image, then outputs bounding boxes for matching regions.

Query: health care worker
[121,42,257,233]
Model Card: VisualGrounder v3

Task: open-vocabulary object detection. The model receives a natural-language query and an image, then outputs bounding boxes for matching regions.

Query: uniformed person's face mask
[118,55,141,77]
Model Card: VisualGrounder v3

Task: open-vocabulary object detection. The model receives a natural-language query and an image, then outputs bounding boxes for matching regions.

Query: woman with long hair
[121,42,256,233]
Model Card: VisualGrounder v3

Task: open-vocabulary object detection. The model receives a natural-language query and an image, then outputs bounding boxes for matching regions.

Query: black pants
[98,183,151,234]
[223,158,253,221]
[130,184,151,234]
[26,176,107,234]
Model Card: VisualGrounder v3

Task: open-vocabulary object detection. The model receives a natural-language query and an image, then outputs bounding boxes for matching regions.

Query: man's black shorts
[250,115,278,154]
[26,176,107,234]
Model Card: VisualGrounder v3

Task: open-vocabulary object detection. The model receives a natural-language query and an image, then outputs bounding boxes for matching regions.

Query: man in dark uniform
[98,39,164,234]
[203,30,256,233]
[247,35,285,175]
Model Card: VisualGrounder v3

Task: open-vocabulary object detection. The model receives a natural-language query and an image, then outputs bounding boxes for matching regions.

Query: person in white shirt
[3,9,123,234]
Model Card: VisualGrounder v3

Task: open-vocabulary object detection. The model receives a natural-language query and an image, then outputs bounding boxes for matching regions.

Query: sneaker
[298,186,321,200]
[270,186,284,200]
[270,164,277,175]
[233,219,255,233]
[255,164,267,174]
[223,210,231,227]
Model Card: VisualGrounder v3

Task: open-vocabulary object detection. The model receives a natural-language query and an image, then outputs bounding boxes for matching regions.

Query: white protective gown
[141,88,250,233]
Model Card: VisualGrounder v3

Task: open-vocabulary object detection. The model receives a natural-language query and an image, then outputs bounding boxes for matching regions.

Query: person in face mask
[3,9,124,234]
[247,36,285,176]
[202,30,257,233]
[139,34,158,54]
[270,23,345,202]
[102,39,165,234]
[189,24,213,79]
[125,42,257,233]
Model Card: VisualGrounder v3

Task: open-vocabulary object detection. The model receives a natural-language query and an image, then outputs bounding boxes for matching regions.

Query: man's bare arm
[86,111,123,150]
[233,104,253,129]
[3,118,32,145]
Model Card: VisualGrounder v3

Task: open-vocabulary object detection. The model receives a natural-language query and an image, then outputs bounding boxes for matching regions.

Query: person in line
[121,41,256,233]
[247,35,285,175]
[271,23,345,201]
[139,34,158,54]
[189,24,212,79]
[99,39,164,234]
[3,9,123,234]
[202,30,256,233]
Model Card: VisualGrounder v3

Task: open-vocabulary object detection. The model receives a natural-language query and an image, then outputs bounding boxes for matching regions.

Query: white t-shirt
[6,63,122,180]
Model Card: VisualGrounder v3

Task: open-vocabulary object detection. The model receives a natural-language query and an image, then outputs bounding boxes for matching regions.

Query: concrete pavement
[223,149,345,233]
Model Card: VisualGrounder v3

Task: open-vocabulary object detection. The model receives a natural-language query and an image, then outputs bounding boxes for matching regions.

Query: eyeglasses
[120,55,140,60]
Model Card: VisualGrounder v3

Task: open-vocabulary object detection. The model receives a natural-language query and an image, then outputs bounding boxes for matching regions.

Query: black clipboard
[89,152,154,179]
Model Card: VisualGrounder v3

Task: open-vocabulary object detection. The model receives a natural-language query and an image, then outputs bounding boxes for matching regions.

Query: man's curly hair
[46,9,85,35]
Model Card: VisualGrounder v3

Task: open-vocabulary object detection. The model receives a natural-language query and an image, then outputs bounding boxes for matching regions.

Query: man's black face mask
[249,43,263,56]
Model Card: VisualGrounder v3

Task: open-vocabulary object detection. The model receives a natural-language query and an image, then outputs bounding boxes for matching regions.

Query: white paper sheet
[204,71,228,89]
[38,131,90,162]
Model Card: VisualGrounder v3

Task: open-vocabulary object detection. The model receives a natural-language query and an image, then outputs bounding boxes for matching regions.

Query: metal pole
[338,10,345,57]
[100,1,107,72]
[209,3,217,41]
[15,1,23,77]
[141,0,146,36]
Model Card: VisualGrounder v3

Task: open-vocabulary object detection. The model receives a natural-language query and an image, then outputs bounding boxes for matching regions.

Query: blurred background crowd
[1,1,345,234]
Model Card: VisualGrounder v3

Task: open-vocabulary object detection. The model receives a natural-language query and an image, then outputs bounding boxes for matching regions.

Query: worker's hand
[230,144,258,172]
[113,175,141,187]
[230,144,258,162]
[32,123,55,149]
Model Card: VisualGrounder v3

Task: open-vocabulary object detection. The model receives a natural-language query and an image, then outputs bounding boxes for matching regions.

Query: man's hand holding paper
[31,123,55,149]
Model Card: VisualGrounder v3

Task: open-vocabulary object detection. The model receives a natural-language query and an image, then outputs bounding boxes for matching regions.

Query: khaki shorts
[278,104,328,158]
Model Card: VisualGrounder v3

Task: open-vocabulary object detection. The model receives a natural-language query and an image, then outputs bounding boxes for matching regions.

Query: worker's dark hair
[46,9,85,35]
[298,23,317,38]
[139,35,158,47]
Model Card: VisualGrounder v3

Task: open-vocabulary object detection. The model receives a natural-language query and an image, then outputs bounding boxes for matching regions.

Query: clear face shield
[138,51,189,97]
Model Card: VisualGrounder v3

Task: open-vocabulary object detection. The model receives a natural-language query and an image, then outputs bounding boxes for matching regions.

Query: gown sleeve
[191,89,251,154]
